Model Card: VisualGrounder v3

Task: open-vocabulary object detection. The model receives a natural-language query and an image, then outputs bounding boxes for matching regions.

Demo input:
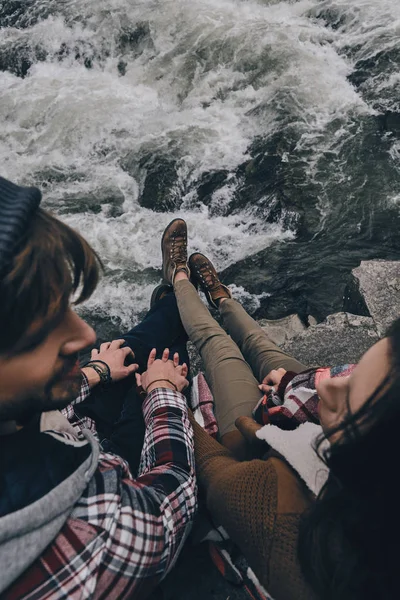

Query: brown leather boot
[161,218,190,284]
[189,252,232,309]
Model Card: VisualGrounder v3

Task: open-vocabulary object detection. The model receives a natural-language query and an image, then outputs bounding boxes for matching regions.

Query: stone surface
[344,260,400,336]
[45,187,125,217]
[282,312,379,367]
[258,314,307,347]
[121,153,182,212]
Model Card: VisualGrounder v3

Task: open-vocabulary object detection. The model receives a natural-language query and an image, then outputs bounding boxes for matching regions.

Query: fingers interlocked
[138,348,189,394]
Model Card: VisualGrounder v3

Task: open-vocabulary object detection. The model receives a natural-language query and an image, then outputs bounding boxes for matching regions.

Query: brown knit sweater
[191,419,318,600]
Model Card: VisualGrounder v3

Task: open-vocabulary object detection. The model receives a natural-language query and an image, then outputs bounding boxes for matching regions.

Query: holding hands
[83,341,188,396]
[82,339,139,388]
[136,348,189,395]
[90,340,139,381]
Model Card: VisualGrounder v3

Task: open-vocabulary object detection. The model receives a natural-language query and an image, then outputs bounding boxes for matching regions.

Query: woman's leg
[175,279,263,441]
[219,298,307,382]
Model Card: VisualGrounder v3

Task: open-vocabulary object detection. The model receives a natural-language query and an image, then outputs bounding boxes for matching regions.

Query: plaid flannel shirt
[60,372,98,435]
[253,364,356,429]
[4,379,197,600]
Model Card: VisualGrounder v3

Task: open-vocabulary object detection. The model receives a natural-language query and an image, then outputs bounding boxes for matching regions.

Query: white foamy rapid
[0,0,398,325]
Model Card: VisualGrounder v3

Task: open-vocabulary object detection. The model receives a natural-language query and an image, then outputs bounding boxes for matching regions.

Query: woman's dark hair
[299,317,400,599]
[0,208,102,354]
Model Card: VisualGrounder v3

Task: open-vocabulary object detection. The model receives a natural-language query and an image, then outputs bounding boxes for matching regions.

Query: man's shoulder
[77,450,133,495]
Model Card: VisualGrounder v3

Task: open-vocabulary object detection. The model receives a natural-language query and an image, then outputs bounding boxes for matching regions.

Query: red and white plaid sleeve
[5,387,196,600]
[61,372,97,434]
[73,371,91,404]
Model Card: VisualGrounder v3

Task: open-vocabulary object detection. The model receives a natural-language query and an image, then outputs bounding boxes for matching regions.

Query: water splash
[1,0,399,327]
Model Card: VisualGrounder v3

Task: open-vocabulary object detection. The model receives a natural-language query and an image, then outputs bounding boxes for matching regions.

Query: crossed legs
[219,299,307,382]
[175,279,306,455]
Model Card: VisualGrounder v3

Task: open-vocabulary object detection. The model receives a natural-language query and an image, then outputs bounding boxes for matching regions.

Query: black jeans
[78,293,190,475]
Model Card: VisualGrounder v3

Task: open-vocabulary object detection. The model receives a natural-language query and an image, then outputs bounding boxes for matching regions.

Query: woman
[160,218,400,600]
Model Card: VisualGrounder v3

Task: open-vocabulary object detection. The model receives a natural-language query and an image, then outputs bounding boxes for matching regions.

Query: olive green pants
[175,279,307,436]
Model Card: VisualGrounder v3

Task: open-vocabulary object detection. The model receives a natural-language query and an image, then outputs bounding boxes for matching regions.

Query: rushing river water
[1,0,400,334]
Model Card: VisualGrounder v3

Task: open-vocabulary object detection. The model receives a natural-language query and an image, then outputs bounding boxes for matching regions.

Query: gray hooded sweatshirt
[0,410,99,594]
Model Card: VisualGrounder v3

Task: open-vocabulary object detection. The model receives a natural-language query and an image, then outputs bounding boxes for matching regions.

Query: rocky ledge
[187,259,400,372]
[157,260,400,600]
[259,259,400,366]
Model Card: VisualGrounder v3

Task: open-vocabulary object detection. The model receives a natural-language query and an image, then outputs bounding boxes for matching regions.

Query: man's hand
[136,348,189,395]
[83,339,139,387]
[258,368,287,394]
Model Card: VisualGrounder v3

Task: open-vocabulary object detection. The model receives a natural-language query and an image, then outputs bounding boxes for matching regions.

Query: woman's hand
[83,339,139,387]
[258,368,287,394]
[136,348,189,395]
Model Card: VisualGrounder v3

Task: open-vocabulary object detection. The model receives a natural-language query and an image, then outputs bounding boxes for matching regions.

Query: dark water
[1,0,399,331]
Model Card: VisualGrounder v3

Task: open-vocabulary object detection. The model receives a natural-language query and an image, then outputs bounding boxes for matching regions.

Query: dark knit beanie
[0,175,42,275]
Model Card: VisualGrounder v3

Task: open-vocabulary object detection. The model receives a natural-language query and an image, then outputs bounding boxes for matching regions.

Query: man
[0,175,196,599]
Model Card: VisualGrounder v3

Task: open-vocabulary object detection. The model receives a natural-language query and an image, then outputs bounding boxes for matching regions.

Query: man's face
[0,308,96,423]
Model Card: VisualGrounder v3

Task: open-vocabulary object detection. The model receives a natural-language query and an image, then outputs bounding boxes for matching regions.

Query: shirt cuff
[81,371,89,388]
[142,387,188,422]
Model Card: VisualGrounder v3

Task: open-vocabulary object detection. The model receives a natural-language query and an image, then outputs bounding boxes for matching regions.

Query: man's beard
[0,356,82,424]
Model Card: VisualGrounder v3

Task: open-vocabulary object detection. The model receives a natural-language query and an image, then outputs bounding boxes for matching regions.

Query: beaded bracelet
[83,360,112,386]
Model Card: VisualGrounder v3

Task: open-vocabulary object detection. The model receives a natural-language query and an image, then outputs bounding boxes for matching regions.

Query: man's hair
[0,208,101,354]
[299,317,400,600]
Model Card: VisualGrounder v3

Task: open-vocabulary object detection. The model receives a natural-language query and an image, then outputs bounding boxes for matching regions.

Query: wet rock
[0,36,104,79]
[240,150,282,185]
[117,22,154,57]
[342,270,370,319]
[196,170,229,206]
[221,239,335,322]
[117,60,127,76]
[230,133,312,235]
[234,148,283,217]
[137,155,181,212]
[308,5,347,31]
[348,48,400,89]
[282,312,379,367]
[56,40,107,70]
[54,188,125,217]
[258,314,306,347]
[0,0,49,28]
[35,167,87,187]
[0,41,47,78]
[344,260,400,336]
[376,111,400,137]
[254,195,303,230]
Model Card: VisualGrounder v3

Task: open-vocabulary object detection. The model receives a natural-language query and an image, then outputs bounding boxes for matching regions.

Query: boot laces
[171,231,187,265]
[198,261,220,293]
